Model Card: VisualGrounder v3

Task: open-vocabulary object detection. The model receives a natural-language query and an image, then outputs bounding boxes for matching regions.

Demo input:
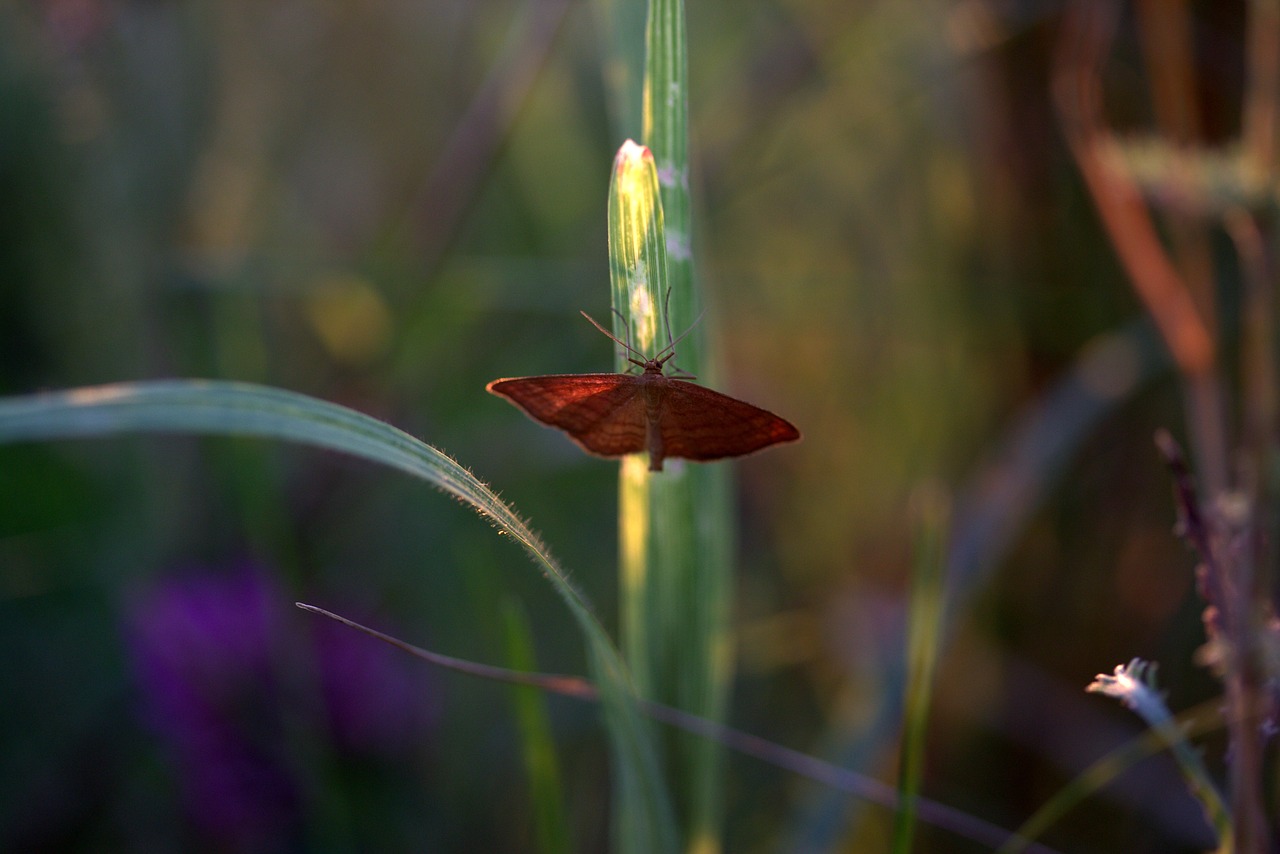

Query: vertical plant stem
[608,0,732,848]
[645,1,733,850]
[1244,0,1280,181]
[608,137,730,853]
[1133,0,1199,143]
[591,0,647,139]
[1054,0,1227,494]
[1240,2,1280,835]
[892,488,949,854]
[1132,0,1216,348]
[1226,208,1280,608]
[1158,431,1270,850]
[606,143,683,854]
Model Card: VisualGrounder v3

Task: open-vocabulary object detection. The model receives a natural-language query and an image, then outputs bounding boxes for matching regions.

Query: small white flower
[1087,658,1230,845]
[1086,658,1172,726]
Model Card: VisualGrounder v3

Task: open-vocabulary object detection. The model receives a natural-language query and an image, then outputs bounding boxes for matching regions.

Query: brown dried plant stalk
[1055,2,1279,850]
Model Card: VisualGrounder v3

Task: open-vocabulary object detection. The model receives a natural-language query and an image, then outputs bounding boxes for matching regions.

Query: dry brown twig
[1055,3,1276,849]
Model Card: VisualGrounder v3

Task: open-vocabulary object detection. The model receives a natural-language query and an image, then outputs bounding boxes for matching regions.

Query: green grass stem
[999,697,1228,854]
[605,2,733,850]
[892,488,949,854]
[502,599,572,854]
[609,130,731,853]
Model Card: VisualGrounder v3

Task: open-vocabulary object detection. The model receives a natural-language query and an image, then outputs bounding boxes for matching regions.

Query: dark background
[0,1,1248,851]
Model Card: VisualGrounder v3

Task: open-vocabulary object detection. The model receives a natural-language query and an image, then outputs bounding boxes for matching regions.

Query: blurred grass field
[0,1,1253,851]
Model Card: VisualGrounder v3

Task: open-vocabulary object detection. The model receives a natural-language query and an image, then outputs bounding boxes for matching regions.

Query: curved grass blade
[0,379,677,854]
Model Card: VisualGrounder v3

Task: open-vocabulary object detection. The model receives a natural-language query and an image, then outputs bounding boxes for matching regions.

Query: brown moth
[486,312,799,471]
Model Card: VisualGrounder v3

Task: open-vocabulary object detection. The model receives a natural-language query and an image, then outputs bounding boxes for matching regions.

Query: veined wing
[657,380,800,462]
[486,374,647,457]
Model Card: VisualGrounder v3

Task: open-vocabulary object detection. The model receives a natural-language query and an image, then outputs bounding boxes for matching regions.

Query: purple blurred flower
[313,616,440,756]
[124,561,439,849]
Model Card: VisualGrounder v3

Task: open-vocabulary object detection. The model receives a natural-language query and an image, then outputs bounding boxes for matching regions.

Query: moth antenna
[585,304,706,369]
[580,311,645,362]
[654,307,707,361]
[663,286,676,351]
[610,307,634,352]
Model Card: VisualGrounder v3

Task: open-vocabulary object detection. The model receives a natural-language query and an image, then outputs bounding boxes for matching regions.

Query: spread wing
[658,380,800,462]
[487,374,647,457]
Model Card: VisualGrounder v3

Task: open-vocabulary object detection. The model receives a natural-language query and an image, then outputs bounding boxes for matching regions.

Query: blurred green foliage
[0,1,1248,851]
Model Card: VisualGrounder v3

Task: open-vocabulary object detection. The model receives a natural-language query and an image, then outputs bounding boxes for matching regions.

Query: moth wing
[487,374,647,457]
[658,380,800,461]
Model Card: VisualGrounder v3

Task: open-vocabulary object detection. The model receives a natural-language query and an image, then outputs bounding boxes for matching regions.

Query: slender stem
[295,602,1062,854]
[1156,432,1269,849]
[1053,0,1227,493]
[1056,3,1272,845]
[1134,0,1199,144]
[1133,0,1216,360]
[1225,210,1280,613]
[1244,0,1280,182]
[892,489,949,854]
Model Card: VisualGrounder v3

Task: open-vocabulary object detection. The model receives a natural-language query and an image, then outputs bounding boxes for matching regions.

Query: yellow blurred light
[304,274,393,366]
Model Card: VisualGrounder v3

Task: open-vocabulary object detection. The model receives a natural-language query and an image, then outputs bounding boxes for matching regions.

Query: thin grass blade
[502,598,572,854]
[892,488,950,854]
[0,379,675,853]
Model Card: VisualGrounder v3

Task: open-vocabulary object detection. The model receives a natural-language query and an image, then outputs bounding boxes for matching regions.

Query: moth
[487,312,799,471]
